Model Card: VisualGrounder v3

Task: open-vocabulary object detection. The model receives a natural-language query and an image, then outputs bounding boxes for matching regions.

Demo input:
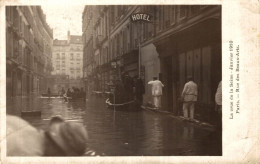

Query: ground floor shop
[140,44,160,105]
[7,64,34,97]
[6,61,50,98]
[154,18,221,122]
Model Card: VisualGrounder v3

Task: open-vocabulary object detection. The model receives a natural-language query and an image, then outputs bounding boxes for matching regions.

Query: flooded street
[7,97,221,156]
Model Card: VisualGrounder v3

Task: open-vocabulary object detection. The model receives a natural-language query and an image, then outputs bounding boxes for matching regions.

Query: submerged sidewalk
[141,105,217,131]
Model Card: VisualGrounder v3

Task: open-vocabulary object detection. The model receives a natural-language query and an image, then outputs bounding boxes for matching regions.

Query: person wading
[181,76,198,120]
[148,77,164,109]
[134,76,145,107]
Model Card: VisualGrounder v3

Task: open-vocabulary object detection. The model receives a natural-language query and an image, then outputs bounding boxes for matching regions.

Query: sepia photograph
[5,5,223,157]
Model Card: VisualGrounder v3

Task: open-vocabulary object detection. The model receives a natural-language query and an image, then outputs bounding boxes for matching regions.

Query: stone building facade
[82,5,221,120]
[6,6,53,98]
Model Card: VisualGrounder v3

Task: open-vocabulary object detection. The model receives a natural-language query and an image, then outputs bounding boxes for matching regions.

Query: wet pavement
[6,96,222,156]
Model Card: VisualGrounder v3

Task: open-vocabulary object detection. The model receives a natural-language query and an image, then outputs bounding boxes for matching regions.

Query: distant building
[51,31,83,92]
[6,6,53,97]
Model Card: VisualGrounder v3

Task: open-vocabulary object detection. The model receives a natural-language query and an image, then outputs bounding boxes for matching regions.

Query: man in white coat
[181,76,198,119]
[215,80,222,130]
[148,77,164,109]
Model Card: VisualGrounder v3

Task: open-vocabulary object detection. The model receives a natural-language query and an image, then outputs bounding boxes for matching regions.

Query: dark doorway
[162,56,173,112]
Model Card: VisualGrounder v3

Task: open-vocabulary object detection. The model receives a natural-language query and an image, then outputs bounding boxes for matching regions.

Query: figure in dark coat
[134,77,145,107]
[123,73,134,101]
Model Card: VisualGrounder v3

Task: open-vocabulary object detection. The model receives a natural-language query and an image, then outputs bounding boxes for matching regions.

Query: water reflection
[6,97,221,156]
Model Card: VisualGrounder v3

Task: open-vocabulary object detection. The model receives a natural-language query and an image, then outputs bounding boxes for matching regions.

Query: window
[164,6,170,28]
[70,53,74,60]
[156,6,164,32]
[170,6,176,24]
[56,53,60,59]
[190,6,200,16]
[178,6,187,20]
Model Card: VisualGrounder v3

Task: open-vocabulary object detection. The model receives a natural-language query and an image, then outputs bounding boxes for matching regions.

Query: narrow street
[7,97,221,156]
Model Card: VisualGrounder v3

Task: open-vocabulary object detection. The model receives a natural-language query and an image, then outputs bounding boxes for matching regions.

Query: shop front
[121,50,139,77]
[154,18,221,121]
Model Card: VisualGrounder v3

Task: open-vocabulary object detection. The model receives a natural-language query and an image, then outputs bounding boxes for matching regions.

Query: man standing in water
[148,77,164,109]
[181,76,198,120]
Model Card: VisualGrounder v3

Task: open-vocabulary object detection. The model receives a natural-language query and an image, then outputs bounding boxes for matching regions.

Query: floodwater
[6,96,221,156]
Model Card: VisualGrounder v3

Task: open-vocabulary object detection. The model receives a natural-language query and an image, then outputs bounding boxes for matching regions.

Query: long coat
[148,80,164,96]
[181,81,198,102]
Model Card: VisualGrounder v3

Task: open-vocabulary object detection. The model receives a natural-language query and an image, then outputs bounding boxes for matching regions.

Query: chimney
[67,30,70,44]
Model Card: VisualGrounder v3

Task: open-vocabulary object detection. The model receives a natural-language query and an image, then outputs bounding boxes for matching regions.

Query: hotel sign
[131,13,152,22]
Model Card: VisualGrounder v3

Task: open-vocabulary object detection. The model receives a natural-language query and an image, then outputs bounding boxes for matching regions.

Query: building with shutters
[82,6,143,96]
[51,31,84,93]
[6,6,53,98]
[82,5,221,121]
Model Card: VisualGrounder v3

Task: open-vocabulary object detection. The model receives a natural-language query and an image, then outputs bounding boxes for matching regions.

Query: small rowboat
[21,110,41,117]
[41,93,60,97]
[105,98,140,111]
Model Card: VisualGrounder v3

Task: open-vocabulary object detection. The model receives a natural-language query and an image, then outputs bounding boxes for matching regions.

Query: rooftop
[53,39,68,46]
[70,35,82,44]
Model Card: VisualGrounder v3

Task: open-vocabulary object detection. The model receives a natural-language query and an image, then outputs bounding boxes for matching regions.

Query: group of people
[63,87,86,101]
[109,72,145,107]
[147,75,222,122]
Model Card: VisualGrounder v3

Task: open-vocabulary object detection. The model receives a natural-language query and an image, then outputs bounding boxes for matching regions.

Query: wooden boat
[21,110,41,117]
[63,95,86,102]
[105,98,140,111]
[41,93,60,97]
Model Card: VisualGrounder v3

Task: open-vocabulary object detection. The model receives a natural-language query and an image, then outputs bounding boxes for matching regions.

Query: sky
[41,5,85,40]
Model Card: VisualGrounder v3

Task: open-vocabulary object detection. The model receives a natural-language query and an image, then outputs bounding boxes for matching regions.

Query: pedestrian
[181,76,198,120]
[61,87,65,97]
[7,115,88,156]
[47,87,51,98]
[134,76,145,107]
[80,87,86,99]
[64,88,72,102]
[148,77,164,109]
[123,73,134,101]
[114,79,125,104]
[215,80,222,130]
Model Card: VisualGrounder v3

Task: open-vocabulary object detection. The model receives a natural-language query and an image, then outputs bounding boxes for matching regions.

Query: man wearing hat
[6,115,88,156]
[181,76,198,120]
